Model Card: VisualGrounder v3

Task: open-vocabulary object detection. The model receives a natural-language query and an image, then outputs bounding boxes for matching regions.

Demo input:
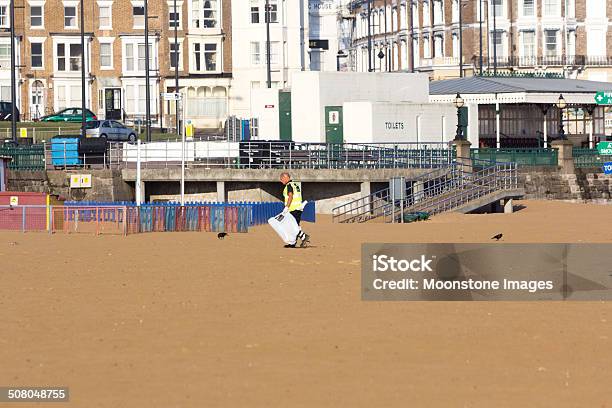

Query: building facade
[229,0,309,118]
[0,0,232,129]
[308,0,351,71]
[346,0,612,81]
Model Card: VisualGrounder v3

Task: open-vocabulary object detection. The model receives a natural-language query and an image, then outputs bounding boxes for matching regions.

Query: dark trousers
[290,210,302,225]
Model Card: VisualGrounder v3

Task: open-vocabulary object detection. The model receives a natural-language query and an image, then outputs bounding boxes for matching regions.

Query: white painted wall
[291,71,430,142]
[230,0,308,118]
[250,88,280,140]
[343,101,456,144]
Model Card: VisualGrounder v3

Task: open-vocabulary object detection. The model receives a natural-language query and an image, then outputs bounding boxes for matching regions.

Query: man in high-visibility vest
[280,172,310,248]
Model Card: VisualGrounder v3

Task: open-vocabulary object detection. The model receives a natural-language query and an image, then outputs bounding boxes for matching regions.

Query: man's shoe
[299,234,310,247]
[284,244,296,248]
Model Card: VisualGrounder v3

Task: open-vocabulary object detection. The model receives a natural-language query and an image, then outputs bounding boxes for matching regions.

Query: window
[566,0,575,18]
[522,0,534,16]
[0,44,9,67]
[433,0,443,25]
[267,41,280,65]
[123,42,156,73]
[567,30,576,57]
[100,42,112,68]
[125,84,157,114]
[170,42,181,69]
[434,35,443,57]
[250,41,260,65]
[0,6,8,27]
[491,0,503,17]
[202,0,217,27]
[125,43,134,71]
[64,6,76,28]
[56,43,82,71]
[251,1,259,23]
[192,0,219,28]
[31,42,43,68]
[452,33,459,57]
[423,35,430,58]
[31,6,43,27]
[169,11,180,28]
[492,30,504,57]
[99,5,111,29]
[521,31,535,58]
[133,6,145,28]
[545,29,557,56]
[137,44,149,70]
[543,0,559,16]
[451,0,458,22]
[193,42,217,71]
[265,0,278,23]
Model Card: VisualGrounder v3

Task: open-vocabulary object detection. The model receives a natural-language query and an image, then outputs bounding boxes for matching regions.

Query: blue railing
[64,200,316,225]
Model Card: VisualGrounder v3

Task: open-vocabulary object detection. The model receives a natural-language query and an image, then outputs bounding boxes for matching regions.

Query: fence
[471,148,558,167]
[115,141,454,170]
[0,204,265,235]
[573,148,607,169]
[125,205,249,234]
[51,206,128,235]
[0,205,48,232]
[0,145,45,170]
[64,200,316,225]
[0,126,82,143]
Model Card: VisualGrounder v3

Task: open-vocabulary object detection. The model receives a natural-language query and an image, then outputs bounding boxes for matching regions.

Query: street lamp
[336,50,348,71]
[453,92,465,140]
[556,93,567,140]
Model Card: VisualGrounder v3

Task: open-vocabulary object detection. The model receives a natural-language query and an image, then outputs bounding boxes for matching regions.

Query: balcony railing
[420,56,461,67]
[479,55,612,68]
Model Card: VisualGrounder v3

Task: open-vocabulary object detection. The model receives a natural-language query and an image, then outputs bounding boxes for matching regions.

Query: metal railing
[573,148,607,169]
[0,145,45,170]
[478,55,612,68]
[332,158,518,223]
[43,141,455,170]
[396,161,518,219]
[471,148,558,167]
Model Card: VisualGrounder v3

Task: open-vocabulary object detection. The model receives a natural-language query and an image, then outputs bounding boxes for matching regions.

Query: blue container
[51,137,82,166]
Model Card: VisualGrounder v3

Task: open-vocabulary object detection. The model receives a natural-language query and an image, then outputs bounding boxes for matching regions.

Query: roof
[429,76,612,96]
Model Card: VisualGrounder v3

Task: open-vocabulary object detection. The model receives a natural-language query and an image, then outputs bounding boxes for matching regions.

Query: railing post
[22,206,26,233]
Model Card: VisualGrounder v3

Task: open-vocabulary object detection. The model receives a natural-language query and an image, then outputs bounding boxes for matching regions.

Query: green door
[458,106,468,139]
[279,91,292,141]
[325,106,343,144]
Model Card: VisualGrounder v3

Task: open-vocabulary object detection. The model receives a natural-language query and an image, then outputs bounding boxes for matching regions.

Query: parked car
[0,101,20,121]
[40,108,96,122]
[84,120,138,142]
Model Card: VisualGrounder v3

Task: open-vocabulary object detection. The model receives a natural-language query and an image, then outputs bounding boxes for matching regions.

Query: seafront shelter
[429,76,611,148]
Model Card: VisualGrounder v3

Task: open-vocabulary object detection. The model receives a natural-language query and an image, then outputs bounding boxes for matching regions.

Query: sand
[0,200,611,407]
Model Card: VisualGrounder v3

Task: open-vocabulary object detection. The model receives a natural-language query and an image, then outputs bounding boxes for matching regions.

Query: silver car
[84,120,138,142]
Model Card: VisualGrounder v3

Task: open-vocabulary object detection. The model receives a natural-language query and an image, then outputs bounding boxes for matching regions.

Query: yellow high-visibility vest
[283,181,303,212]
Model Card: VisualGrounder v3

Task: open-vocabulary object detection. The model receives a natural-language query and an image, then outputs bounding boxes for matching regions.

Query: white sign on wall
[328,110,340,125]
[70,174,92,188]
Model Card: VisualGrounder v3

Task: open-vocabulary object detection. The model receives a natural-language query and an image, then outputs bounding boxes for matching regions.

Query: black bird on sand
[217,232,228,240]
[491,233,503,241]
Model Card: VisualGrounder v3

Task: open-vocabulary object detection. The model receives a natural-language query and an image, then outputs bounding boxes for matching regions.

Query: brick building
[346,0,612,81]
[0,0,232,128]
